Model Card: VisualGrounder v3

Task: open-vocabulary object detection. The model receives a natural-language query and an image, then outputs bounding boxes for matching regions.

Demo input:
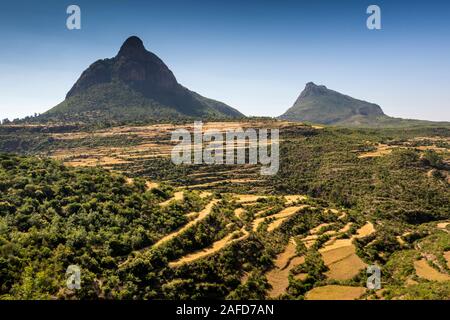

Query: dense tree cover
[0,154,206,299]
[271,127,450,222]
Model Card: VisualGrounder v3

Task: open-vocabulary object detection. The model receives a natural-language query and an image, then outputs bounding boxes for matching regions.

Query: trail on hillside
[159,191,184,206]
[253,206,305,232]
[169,228,250,267]
[119,199,218,268]
[169,203,308,268]
[153,199,219,247]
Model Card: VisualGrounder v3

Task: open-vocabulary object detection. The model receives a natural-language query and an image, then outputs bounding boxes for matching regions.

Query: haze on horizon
[0,0,449,122]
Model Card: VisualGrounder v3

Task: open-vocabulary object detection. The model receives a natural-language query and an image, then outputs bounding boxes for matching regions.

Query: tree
[421,150,443,169]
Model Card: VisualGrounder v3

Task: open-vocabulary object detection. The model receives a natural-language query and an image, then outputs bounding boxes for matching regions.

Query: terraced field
[117,192,310,271]
[114,188,387,300]
[305,285,366,300]
[445,252,450,269]
[155,199,219,247]
[1,121,448,300]
[37,120,299,193]
[253,206,305,232]
[266,239,305,298]
[414,259,450,282]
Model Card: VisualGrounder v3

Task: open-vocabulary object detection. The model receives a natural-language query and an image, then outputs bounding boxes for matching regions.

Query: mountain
[279,83,450,127]
[279,82,390,126]
[44,36,244,122]
[279,82,450,127]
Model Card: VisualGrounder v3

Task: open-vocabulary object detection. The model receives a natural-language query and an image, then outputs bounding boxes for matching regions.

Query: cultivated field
[305,285,366,300]
[0,120,449,300]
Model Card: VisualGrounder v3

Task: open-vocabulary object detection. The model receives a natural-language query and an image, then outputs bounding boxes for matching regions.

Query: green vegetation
[0,154,202,299]
[271,126,450,223]
[0,121,449,300]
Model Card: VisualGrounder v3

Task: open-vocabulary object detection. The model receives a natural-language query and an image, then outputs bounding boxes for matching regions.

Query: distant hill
[43,36,244,123]
[279,82,449,127]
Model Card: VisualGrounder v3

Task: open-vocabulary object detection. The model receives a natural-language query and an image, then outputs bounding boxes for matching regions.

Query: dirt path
[118,199,218,268]
[337,212,347,220]
[159,191,184,206]
[253,206,305,232]
[169,228,249,267]
[234,208,246,219]
[153,199,219,248]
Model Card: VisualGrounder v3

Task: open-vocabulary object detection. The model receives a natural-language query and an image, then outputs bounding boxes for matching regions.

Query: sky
[0,0,449,121]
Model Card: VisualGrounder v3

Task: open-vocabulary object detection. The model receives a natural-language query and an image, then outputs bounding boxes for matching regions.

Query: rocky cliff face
[115,36,178,92]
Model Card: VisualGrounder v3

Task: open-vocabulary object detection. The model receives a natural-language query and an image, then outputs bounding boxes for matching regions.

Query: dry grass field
[437,222,449,230]
[305,285,366,300]
[444,251,450,269]
[358,137,450,159]
[355,222,375,238]
[414,259,450,282]
[320,243,367,281]
[266,239,305,298]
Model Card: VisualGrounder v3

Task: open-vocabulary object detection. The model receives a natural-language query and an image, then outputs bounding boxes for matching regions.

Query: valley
[0,119,449,300]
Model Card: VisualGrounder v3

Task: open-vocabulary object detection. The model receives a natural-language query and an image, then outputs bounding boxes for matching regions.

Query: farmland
[0,120,449,299]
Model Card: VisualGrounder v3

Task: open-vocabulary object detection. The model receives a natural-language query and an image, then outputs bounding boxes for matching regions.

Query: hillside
[41,36,244,123]
[0,122,449,299]
[279,82,449,127]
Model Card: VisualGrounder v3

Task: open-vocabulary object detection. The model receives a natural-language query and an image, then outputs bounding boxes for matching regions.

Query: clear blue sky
[0,0,449,121]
